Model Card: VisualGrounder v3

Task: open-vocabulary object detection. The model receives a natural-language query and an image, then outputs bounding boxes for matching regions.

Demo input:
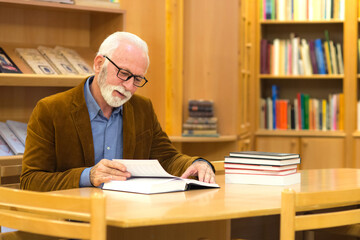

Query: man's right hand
[90,159,131,187]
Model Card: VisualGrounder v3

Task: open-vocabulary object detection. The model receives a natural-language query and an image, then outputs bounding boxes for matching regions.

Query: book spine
[272,85,278,129]
[314,39,326,74]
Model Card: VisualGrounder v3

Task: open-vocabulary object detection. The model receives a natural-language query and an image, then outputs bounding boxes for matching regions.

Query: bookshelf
[0,0,124,159]
[254,0,358,169]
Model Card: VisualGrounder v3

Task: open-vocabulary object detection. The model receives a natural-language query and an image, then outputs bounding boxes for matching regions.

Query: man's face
[97,42,148,108]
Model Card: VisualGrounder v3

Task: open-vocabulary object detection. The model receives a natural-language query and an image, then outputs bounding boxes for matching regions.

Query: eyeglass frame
[102,55,148,87]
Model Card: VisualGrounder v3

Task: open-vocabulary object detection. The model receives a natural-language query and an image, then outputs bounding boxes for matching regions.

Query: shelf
[256,129,345,137]
[353,132,360,137]
[169,135,237,143]
[259,74,344,79]
[0,74,86,87]
[260,20,344,25]
[0,0,125,14]
[0,155,22,161]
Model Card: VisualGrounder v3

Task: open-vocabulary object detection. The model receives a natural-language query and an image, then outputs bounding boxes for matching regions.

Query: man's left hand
[181,161,216,183]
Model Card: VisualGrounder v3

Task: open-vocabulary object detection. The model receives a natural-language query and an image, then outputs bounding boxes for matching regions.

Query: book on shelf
[102,159,219,194]
[54,46,93,75]
[0,47,22,74]
[260,33,343,76]
[6,120,27,146]
[0,122,25,155]
[183,99,218,137]
[38,46,78,75]
[0,136,14,156]
[261,0,344,20]
[225,172,301,186]
[15,48,57,75]
[229,151,300,160]
[182,129,219,137]
[224,162,298,171]
[260,86,343,131]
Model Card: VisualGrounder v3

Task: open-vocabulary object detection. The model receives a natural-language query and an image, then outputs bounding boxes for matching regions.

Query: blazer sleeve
[20,100,86,192]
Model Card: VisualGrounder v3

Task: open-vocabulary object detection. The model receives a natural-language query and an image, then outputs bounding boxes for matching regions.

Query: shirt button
[107,147,110,150]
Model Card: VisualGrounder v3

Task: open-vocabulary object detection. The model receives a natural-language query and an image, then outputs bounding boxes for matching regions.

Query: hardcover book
[15,48,57,75]
[229,151,300,160]
[103,159,219,194]
[0,47,22,73]
[38,46,78,75]
[6,120,27,145]
[0,122,25,155]
[225,168,297,176]
[55,46,93,75]
[0,136,13,156]
[225,172,301,186]
[224,163,298,171]
[225,156,301,166]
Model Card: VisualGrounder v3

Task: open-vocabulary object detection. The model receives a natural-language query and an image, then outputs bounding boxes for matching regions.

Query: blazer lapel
[71,80,94,167]
[123,100,136,159]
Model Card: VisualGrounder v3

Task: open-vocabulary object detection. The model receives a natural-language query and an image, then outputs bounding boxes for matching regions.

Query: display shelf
[259,74,344,79]
[169,135,237,143]
[260,20,344,24]
[256,129,346,137]
[0,0,125,14]
[0,74,85,87]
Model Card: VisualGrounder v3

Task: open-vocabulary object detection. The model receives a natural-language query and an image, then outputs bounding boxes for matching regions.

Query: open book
[102,160,219,194]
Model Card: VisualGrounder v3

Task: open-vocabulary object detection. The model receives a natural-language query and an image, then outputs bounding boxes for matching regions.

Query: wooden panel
[183,0,238,136]
[0,86,70,122]
[107,220,230,240]
[300,137,345,169]
[353,138,360,168]
[180,141,238,162]
[255,136,300,154]
[121,0,167,127]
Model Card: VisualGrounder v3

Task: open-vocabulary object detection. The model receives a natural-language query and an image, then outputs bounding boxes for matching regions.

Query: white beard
[97,66,132,108]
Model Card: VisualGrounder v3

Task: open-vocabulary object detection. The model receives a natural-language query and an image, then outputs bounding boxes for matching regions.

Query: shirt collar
[84,76,123,121]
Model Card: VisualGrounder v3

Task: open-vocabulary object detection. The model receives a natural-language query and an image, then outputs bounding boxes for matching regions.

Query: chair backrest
[0,187,106,240]
[0,156,22,188]
[280,188,360,240]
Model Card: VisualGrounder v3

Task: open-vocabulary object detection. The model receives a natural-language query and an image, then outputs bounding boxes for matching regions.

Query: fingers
[182,161,216,184]
[90,159,131,187]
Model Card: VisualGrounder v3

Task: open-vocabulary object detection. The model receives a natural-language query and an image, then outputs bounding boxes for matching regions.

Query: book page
[112,159,175,177]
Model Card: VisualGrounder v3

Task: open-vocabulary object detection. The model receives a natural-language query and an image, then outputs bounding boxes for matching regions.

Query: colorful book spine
[314,39,326,74]
[272,85,278,129]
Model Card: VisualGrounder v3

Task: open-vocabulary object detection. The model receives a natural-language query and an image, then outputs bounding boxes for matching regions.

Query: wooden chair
[0,187,106,240]
[280,188,360,240]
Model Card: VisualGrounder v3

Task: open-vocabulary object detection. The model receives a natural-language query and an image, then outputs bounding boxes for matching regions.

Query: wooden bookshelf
[254,0,358,169]
[0,0,125,140]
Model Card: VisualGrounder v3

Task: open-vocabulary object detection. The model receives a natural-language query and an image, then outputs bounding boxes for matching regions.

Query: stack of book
[182,100,218,137]
[0,120,27,156]
[225,151,301,185]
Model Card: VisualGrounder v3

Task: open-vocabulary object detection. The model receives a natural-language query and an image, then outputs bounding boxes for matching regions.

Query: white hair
[97,31,150,70]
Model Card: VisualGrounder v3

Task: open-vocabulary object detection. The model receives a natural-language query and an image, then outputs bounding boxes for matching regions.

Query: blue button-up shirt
[79,77,123,187]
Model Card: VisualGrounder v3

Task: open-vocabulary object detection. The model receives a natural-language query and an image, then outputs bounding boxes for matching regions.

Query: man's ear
[93,55,104,74]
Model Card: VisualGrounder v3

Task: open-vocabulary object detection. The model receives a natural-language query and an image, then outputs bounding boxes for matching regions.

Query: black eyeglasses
[103,55,148,87]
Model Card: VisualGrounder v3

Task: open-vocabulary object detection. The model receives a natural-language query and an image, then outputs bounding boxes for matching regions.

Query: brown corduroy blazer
[20,79,198,191]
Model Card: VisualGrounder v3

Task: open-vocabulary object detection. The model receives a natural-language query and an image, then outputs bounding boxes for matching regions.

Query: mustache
[112,85,132,98]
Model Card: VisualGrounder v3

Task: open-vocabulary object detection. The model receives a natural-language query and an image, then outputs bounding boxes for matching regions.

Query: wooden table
[54,168,360,240]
